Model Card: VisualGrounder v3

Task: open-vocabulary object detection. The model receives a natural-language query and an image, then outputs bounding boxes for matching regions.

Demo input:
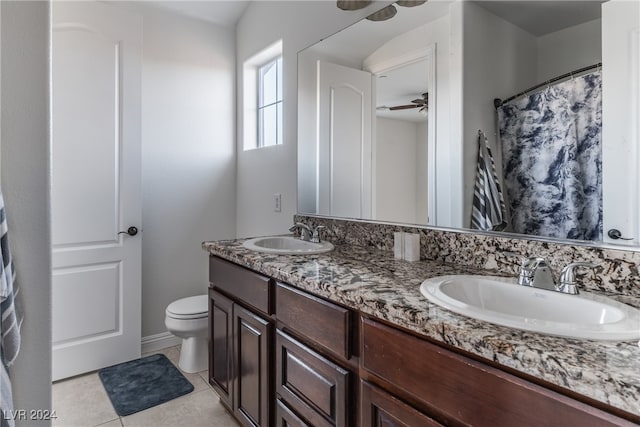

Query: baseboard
[141,331,181,354]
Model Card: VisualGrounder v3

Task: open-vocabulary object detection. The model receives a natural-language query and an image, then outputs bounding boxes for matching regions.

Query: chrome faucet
[288,223,327,243]
[517,257,556,291]
[288,223,313,241]
[504,252,597,295]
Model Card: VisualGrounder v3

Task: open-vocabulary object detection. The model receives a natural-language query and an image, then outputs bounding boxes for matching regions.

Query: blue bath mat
[98,353,194,416]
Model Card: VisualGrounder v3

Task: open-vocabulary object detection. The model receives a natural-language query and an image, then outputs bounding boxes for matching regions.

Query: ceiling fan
[387,92,428,113]
[336,0,427,21]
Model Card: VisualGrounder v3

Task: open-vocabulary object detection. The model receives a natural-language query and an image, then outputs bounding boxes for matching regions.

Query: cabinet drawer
[360,380,442,427]
[276,330,348,427]
[276,282,352,359]
[276,399,312,427]
[210,256,271,315]
[361,318,631,427]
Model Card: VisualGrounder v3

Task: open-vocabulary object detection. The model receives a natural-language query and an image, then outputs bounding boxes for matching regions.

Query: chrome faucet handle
[558,262,598,295]
[502,252,547,286]
[310,225,326,243]
[288,223,312,241]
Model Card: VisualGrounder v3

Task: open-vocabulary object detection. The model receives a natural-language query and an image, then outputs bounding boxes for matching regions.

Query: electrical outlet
[273,193,281,212]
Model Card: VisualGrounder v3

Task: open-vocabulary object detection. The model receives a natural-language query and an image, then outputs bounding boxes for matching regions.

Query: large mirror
[298,0,640,247]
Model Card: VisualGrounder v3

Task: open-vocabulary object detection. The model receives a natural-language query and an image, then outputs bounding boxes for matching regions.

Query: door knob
[607,229,633,240]
[118,226,139,237]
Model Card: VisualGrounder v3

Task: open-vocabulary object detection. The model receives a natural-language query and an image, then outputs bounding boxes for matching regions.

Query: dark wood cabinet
[276,399,312,427]
[276,330,349,427]
[274,281,358,427]
[210,256,272,314]
[360,381,442,427]
[275,282,354,360]
[208,258,273,427]
[235,305,272,427]
[209,289,233,408]
[360,317,635,427]
[209,255,635,427]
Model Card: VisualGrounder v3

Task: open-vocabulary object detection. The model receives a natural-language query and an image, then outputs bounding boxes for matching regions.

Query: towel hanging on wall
[1,192,24,427]
[471,130,507,231]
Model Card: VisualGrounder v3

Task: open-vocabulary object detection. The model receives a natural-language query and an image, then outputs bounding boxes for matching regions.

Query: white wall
[538,19,602,82]
[296,48,319,215]
[602,0,640,245]
[135,6,237,337]
[1,1,52,423]
[416,121,429,223]
[235,0,393,238]
[462,1,538,228]
[375,118,418,224]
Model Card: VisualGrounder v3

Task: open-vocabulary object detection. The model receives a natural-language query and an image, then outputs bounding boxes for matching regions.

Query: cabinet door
[234,305,272,427]
[209,289,233,408]
[361,381,442,427]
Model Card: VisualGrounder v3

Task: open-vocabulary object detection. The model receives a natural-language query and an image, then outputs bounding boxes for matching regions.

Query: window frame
[256,56,283,148]
[242,40,283,151]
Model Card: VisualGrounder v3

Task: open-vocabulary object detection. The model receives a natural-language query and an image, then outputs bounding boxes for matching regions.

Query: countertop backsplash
[294,214,640,306]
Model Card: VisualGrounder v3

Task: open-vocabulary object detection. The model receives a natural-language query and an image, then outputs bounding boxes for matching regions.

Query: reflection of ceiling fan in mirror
[336,1,428,21]
[388,92,428,113]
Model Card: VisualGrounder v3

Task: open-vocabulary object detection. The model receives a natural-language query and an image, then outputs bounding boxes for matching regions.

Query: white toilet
[165,295,209,373]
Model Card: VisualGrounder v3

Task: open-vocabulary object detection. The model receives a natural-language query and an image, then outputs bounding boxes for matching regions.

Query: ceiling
[473,1,605,36]
[136,1,606,38]
[139,1,251,28]
[308,1,453,66]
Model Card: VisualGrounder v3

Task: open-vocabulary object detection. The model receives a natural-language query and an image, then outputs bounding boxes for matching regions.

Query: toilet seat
[166,295,208,320]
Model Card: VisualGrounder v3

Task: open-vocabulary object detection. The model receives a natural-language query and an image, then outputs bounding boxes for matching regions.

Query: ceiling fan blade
[397,0,427,7]
[337,0,372,11]
[389,104,420,111]
[410,99,425,105]
[366,4,397,21]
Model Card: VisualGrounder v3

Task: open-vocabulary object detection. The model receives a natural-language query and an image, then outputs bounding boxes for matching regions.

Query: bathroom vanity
[203,239,639,427]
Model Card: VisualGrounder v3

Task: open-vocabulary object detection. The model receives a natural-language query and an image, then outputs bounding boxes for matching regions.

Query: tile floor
[52,346,239,427]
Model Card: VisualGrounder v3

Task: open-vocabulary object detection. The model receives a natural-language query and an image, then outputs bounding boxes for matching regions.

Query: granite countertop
[202,238,640,417]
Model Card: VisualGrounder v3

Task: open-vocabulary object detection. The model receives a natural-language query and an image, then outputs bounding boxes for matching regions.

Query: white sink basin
[243,236,334,255]
[420,275,640,341]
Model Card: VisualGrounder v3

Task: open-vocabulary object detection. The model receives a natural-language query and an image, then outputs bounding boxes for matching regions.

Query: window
[257,57,283,147]
[242,40,283,151]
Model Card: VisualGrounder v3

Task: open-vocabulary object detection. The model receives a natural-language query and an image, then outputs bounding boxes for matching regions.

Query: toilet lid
[166,295,208,318]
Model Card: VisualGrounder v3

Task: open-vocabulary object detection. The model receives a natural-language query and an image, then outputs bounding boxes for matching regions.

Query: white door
[602,0,640,245]
[51,1,142,380]
[317,61,373,219]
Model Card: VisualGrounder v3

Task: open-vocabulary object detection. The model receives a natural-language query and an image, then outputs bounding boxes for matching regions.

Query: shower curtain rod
[493,62,602,109]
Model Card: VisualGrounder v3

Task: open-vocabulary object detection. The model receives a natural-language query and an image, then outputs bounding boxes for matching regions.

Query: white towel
[471,131,507,231]
[1,361,16,427]
[0,192,23,427]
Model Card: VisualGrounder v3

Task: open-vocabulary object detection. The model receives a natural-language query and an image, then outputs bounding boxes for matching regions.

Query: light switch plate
[273,193,281,212]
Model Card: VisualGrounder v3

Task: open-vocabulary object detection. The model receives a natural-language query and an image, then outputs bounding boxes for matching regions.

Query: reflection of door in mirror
[317,61,373,219]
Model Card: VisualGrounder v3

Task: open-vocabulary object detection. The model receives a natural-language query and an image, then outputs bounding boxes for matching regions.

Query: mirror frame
[296,1,640,252]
